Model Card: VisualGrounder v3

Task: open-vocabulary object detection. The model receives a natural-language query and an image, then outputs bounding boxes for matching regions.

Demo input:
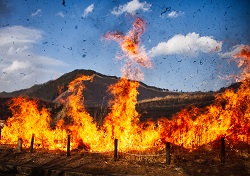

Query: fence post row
[221,137,225,164]
[30,134,35,153]
[67,134,70,157]
[114,139,118,162]
[5,135,240,166]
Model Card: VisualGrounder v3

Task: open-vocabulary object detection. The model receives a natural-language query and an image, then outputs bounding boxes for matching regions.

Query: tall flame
[103,78,160,150]
[102,17,159,150]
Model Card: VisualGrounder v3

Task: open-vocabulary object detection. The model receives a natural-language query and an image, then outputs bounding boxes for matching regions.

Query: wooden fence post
[166,142,171,165]
[30,134,34,153]
[114,139,118,161]
[221,137,225,163]
[17,138,22,152]
[0,120,5,140]
[67,134,70,157]
[248,135,250,154]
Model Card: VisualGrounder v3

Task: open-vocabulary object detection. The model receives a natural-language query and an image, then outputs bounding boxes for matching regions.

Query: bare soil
[0,144,249,176]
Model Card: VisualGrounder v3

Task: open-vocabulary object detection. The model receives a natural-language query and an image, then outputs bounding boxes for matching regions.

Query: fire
[233,45,250,81]
[0,97,64,150]
[159,78,250,149]
[63,75,104,151]
[104,17,152,80]
[101,17,159,150]
[0,18,249,152]
[103,78,160,150]
[158,46,250,149]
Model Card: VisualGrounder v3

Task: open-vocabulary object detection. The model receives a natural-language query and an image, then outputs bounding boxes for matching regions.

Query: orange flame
[104,17,152,80]
[233,45,250,81]
[103,78,160,150]
[159,79,250,149]
[0,97,64,150]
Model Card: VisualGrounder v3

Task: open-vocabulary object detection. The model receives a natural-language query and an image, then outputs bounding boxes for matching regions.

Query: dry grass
[137,92,215,104]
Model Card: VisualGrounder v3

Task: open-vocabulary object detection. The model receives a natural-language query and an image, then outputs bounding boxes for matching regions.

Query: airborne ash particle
[62,0,66,6]
[160,7,171,16]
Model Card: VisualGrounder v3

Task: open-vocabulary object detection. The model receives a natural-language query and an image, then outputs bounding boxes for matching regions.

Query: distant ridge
[0,69,242,121]
[0,69,177,107]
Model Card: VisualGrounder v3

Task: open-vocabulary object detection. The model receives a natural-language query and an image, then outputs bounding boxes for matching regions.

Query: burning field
[0,17,250,175]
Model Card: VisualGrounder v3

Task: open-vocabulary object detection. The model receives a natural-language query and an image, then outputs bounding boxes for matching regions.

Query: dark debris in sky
[161,7,171,16]
[62,0,66,7]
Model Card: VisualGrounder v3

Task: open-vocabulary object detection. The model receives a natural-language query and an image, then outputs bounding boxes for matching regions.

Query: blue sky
[0,0,249,92]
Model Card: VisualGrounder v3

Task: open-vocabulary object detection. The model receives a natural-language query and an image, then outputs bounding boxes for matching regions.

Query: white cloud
[0,26,42,46]
[3,61,31,73]
[167,11,184,18]
[56,12,65,17]
[31,9,42,17]
[111,0,151,15]
[82,4,94,17]
[149,32,222,57]
[0,26,68,92]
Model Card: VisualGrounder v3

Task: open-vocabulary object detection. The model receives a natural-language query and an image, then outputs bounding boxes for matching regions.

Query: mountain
[0,69,186,107]
[0,69,240,121]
